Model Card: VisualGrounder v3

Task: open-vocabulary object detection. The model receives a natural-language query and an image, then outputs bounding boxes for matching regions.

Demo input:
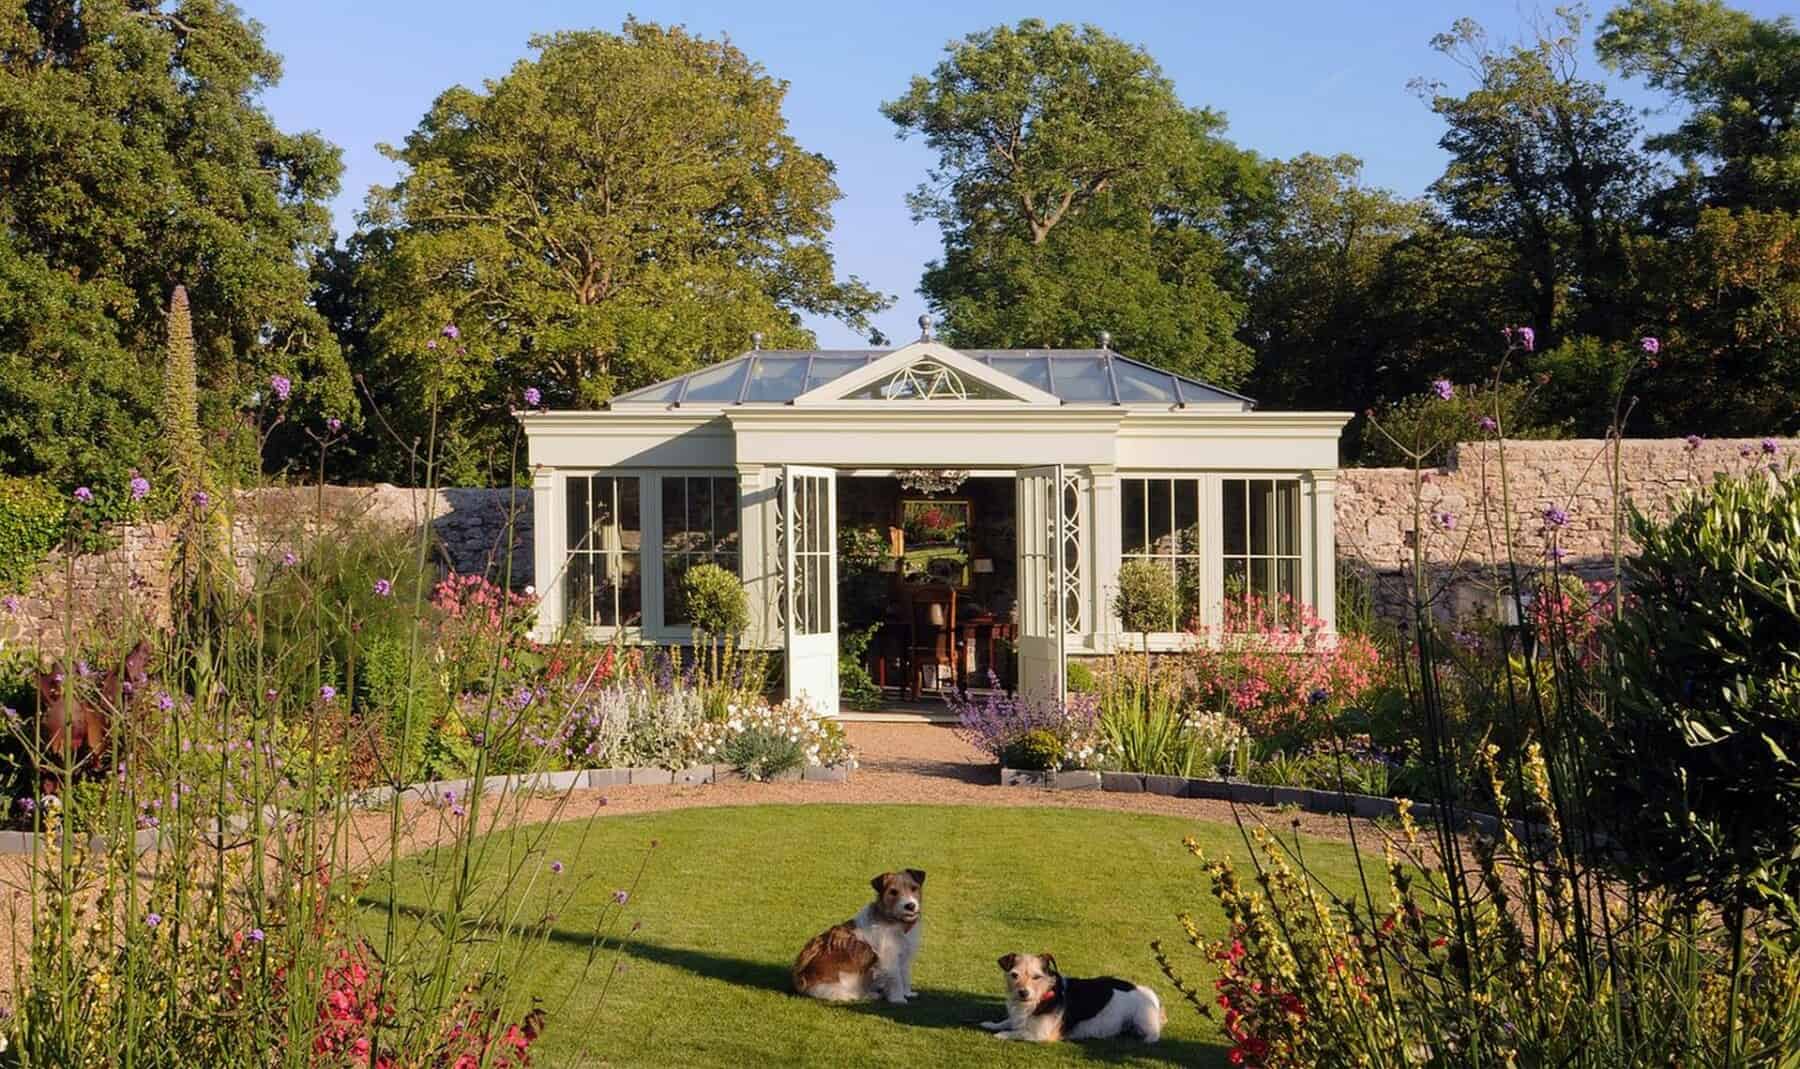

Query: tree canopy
[883,19,1263,387]
[351,19,887,484]
[0,0,349,495]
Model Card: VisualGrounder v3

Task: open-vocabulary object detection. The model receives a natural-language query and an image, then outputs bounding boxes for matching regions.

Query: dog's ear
[869,873,889,895]
[123,639,151,683]
[997,954,1018,972]
[906,868,926,887]
[1040,954,1059,976]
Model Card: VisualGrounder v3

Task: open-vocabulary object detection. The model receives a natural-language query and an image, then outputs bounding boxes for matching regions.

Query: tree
[1414,11,1653,347]
[0,0,350,488]
[357,20,887,485]
[884,20,1264,387]
[1598,0,1800,216]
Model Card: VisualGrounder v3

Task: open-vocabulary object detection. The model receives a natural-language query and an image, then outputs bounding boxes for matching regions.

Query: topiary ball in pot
[683,562,748,639]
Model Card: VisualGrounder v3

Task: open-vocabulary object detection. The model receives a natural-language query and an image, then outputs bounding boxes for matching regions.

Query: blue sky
[242,0,1791,348]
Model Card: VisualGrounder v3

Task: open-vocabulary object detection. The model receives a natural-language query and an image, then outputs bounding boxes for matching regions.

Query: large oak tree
[355,20,886,484]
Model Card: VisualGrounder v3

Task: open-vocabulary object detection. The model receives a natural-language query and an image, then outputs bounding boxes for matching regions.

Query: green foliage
[884,19,1260,387]
[1092,655,1223,777]
[1362,379,1566,467]
[1064,659,1097,695]
[161,286,205,507]
[0,475,66,588]
[837,625,884,710]
[355,19,887,485]
[1000,728,1063,772]
[0,1,352,487]
[1603,467,1800,912]
[683,563,749,640]
[1113,559,1179,635]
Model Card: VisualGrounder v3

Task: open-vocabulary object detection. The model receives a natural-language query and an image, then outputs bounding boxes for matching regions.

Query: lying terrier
[791,869,925,1003]
[981,953,1163,1043]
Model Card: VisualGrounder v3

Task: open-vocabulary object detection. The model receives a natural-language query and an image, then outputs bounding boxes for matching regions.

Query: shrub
[1603,467,1800,913]
[1092,653,1213,776]
[0,475,67,589]
[838,624,883,709]
[950,682,1099,771]
[1065,659,1097,694]
[691,699,854,779]
[1113,558,1178,638]
[683,562,748,639]
[1360,378,1565,467]
[1000,728,1063,771]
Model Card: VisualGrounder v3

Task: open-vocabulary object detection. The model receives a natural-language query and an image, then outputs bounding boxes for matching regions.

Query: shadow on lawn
[620,938,1226,1067]
[363,898,1224,1067]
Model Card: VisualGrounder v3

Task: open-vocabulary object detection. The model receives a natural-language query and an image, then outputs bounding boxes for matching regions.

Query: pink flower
[373,578,392,597]
[1517,326,1535,351]
[1684,434,1703,451]
[269,374,292,402]
[73,486,92,502]
[1641,336,1660,355]
[1431,379,1454,401]
[327,417,343,433]
[442,324,460,339]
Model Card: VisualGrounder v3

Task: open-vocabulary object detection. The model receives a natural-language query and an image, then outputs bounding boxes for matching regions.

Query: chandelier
[897,469,969,495]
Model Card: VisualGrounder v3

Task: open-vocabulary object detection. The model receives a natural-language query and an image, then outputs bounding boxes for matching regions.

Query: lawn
[371,804,1364,1068]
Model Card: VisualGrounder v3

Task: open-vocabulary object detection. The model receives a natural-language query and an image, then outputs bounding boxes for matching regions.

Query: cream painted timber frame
[521,345,1351,668]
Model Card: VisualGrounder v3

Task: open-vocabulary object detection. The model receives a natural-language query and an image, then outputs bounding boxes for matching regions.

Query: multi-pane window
[1223,478,1303,624]
[565,475,642,629]
[661,476,740,626]
[1121,477,1203,631]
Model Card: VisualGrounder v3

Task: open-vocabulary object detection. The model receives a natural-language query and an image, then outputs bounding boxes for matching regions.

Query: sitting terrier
[791,868,925,1003]
[33,638,153,786]
[981,952,1163,1043]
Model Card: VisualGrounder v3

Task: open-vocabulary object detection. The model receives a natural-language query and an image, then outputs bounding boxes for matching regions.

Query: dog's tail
[791,924,874,995]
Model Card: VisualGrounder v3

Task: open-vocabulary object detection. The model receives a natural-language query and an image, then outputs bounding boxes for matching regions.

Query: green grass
[371,804,1366,1068]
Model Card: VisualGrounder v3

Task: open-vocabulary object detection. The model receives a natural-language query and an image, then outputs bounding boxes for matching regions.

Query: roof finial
[751,331,763,351]
[918,314,934,342]
[1098,330,1112,351]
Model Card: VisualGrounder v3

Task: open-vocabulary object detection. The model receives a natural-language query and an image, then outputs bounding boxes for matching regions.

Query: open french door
[783,466,840,716]
[1015,465,1066,708]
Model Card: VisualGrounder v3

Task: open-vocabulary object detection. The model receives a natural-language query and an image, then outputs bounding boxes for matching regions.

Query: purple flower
[1437,512,1457,530]
[248,928,265,943]
[1542,505,1570,529]
[1517,326,1536,352]
[156,692,174,712]
[373,578,393,597]
[1306,688,1330,707]
[1478,416,1498,433]
[1762,438,1779,455]
[427,339,438,351]
[17,798,34,814]
[442,324,460,340]
[1,594,19,614]
[193,490,210,509]
[550,861,564,876]
[281,551,297,568]
[1431,379,1454,401]
[1641,336,1660,355]
[612,889,630,905]
[1546,546,1569,563]
[73,486,92,503]
[319,685,337,703]
[145,913,161,928]
[264,688,278,702]
[1684,434,1703,452]
[1741,446,1755,458]
[269,374,292,402]
[129,474,150,501]
[522,387,542,408]
[326,417,343,434]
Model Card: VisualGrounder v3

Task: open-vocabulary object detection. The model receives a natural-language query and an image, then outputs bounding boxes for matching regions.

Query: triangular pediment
[792,342,1062,406]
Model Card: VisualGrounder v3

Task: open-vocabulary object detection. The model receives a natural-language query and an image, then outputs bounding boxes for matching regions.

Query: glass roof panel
[616,377,681,403]
[742,356,810,402]
[1113,358,1182,403]
[982,355,1052,391]
[1049,355,1115,402]
[680,358,750,403]
[803,355,872,393]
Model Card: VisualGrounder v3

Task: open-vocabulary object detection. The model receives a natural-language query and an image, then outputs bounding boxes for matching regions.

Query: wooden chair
[902,584,957,700]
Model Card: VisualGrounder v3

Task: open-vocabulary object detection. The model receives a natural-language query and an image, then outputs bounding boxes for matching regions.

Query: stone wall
[2,485,531,653]
[3,436,1792,650]
[1337,436,1795,620]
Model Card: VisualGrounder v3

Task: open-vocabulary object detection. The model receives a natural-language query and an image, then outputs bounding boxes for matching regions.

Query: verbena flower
[281,551,297,567]
[612,889,630,905]
[1517,326,1535,351]
[327,417,343,433]
[1543,505,1570,528]
[373,578,393,597]
[550,861,564,876]
[248,928,265,942]
[1431,379,1454,401]
[1478,416,1498,433]
[1762,438,1779,455]
[443,323,460,339]
[156,692,174,712]
[1641,336,1660,354]
[319,685,337,703]
[129,473,150,501]
[145,913,161,928]
[193,490,210,508]
[73,486,92,503]
[523,386,542,407]
[1685,434,1703,451]
[1437,512,1456,530]
[1,594,20,614]
[269,374,292,402]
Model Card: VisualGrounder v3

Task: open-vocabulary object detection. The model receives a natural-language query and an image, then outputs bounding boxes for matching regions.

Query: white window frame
[1112,471,1316,650]
[556,469,743,643]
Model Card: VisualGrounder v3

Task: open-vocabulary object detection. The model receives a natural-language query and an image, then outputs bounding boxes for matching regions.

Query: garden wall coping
[0,761,855,854]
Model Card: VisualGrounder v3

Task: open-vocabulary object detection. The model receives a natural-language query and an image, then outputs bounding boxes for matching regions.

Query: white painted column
[1089,464,1121,654]
[1309,468,1338,633]
[530,464,562,642]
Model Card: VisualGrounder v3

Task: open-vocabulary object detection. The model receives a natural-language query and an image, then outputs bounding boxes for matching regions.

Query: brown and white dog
[791,869,925,1003]
[981,953,1163,1043]
[33,639,153,788]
